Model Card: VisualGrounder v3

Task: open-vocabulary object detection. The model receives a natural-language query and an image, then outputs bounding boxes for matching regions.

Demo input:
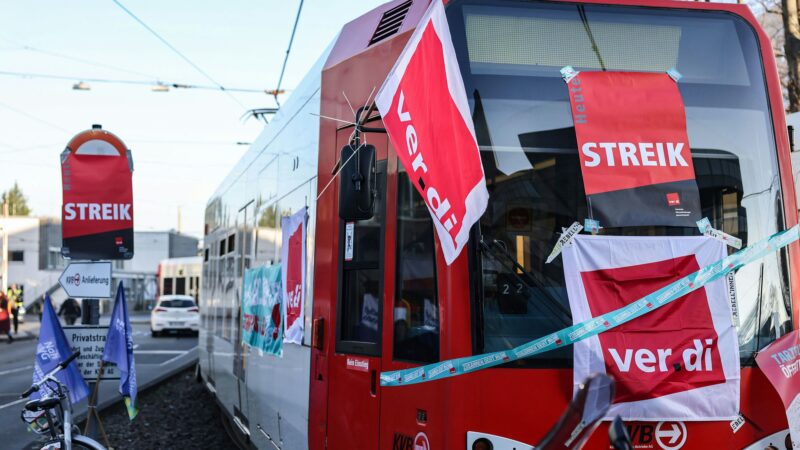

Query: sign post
[60,124,134,445]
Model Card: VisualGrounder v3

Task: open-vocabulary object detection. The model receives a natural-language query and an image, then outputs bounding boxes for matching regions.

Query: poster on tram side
[242,265,283,357]
[756,330,800,448]
[563,235,739,420]
[281,207,307,345]
[565,71,701,227]
[375,0,489,265]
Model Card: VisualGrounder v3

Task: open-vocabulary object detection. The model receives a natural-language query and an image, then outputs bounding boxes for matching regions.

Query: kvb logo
[655,422,687,450]
[413,432,430,450]
[67,274,81,286]
[581,255,726,402]
[393,432,430,450]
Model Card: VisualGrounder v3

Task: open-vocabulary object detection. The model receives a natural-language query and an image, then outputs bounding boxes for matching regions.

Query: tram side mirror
[339,143,376,221]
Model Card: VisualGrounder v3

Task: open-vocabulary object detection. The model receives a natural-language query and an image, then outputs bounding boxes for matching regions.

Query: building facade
[0,216,199,311]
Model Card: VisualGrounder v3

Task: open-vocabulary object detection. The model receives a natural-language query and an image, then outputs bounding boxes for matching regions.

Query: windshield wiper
[479,239,572,327]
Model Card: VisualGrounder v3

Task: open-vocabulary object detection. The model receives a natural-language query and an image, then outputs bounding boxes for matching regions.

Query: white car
[150,295,199,337]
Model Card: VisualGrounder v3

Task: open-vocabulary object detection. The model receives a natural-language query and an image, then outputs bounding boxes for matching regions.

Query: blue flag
[32,295,90,405]
[102,282,138,420]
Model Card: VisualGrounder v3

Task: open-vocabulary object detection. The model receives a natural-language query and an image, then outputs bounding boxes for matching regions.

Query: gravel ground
[87,369,237,450]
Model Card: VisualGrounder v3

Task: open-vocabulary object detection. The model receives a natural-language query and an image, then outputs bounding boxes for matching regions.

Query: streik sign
[61,126,134,260]
[376,0,488,265]
[566,71,701,227]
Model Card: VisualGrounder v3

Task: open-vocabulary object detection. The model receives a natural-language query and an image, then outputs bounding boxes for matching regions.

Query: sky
[0,0,386,237]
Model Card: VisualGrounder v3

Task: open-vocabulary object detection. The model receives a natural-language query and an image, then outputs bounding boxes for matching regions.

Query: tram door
[327,131,389,449]
[233,202,254,431]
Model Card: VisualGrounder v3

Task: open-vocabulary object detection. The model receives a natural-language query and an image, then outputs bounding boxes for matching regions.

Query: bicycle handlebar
[20,384,38,399]
[59,351,80,370]
[20,351,81,398]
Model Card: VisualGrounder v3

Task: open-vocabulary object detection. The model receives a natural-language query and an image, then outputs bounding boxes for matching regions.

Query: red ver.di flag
[566,71,700,227]
[281,207,307,345]
[376,0,488,265]
[756,330,800,447]
[61,126,134,260]
[563,235,739,420]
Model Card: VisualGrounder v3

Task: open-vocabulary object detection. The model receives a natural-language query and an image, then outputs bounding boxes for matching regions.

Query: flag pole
[84,360,102,434]
[84,360,112,449]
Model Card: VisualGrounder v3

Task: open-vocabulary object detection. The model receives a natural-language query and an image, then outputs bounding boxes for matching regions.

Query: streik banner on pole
[565,71,701,227]
[563,235,738,420]
[281,207,307,345]
[242,265,283,356]
[375,0,488,265]
[756,329,800,447]
[61,127,134,260]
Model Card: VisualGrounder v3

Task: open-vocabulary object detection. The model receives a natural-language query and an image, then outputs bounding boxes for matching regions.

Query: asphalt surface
[0,316,198,450]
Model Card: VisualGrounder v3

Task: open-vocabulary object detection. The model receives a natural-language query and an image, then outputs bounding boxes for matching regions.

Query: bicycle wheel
[70,434,107,450]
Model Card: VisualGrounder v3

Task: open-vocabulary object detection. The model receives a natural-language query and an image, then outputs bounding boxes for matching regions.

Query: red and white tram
[200,0,799,448]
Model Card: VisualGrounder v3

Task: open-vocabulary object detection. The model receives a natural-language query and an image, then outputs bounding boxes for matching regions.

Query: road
[0,318,198,450]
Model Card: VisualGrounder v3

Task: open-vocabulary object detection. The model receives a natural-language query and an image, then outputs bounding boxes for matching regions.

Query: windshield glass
[447,0,790,365]
[160,299,196,308]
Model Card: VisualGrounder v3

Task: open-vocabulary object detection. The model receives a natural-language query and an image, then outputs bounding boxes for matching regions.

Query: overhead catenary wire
[274,0,305,107]
[0,101,69,133]
[0,70,275,93]
[110,0,248,109]
[0,34,159,79]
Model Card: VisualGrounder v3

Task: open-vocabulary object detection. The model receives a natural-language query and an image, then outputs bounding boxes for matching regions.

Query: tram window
[394,169,440,363]
[176,277,186,295]
[340,270,381,343]
[163,278,173,296]
[336,161,386,356]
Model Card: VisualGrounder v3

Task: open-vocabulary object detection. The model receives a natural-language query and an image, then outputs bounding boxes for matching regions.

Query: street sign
[59,262,113,298]
[64,326,120,380]
[61,124,134,260]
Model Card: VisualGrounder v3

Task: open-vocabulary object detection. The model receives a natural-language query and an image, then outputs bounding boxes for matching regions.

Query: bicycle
[19,351,107,450]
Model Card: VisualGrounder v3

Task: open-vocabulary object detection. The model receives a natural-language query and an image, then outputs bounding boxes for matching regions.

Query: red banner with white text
[563,235,739,420]
[61,128,134,260]
[566,71,700,227]
[281,207,307,345]
[376,0,488,265]
[756,330,800,447]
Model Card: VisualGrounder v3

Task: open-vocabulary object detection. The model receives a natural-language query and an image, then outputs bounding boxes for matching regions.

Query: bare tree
[781,0,800,111]
[750,0,790,109]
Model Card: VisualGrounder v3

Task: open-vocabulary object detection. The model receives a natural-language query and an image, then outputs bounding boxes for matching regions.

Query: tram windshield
[446,0,790,365]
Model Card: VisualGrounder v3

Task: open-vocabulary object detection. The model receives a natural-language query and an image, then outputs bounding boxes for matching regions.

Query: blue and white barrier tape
[380,226,800,387]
